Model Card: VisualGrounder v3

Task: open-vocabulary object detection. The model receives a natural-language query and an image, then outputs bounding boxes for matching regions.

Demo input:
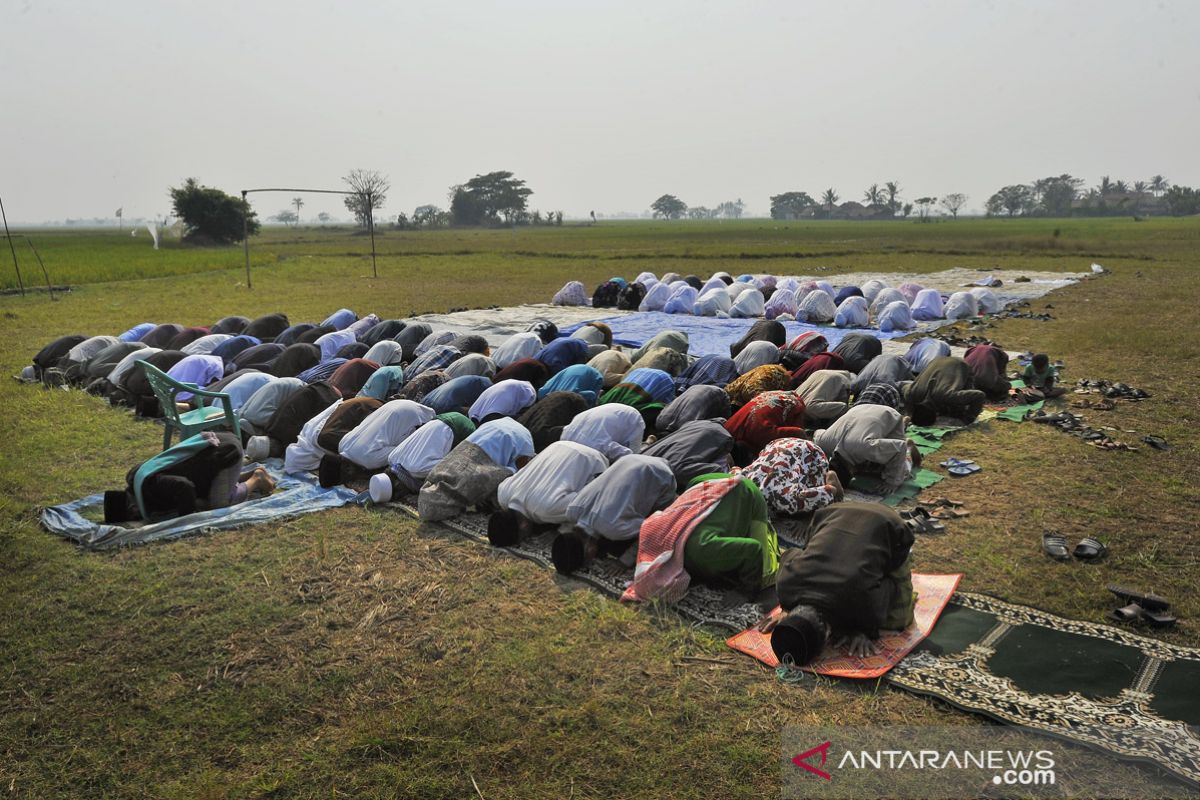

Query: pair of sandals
[902,507,945,534]
[1108,585,1177,628]
[939,457,981,478]
[1042,531,1107,562]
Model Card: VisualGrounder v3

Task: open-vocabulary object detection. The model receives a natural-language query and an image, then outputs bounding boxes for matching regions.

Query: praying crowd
[551,271,1004,330]
[25,271,1031,666]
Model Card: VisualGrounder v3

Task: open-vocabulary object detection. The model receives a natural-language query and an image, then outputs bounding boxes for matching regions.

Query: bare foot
[247,467,276,497]
[826,469,845,501]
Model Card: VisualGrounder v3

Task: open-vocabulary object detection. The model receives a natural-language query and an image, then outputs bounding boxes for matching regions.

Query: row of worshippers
[27,307,1008,462]
[551,272,1002,329]
[64,314,961,665]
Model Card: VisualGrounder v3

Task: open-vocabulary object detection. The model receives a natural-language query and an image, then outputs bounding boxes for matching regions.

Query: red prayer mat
[725,572,962,679]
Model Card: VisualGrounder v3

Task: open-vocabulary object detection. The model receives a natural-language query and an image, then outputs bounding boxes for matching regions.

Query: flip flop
[1141,608,1179,628]
[1107,585,1170,613]
[1109,603,1144,625]
[1142,435,1170,451]
[1073,537,1108,562]
[905,515,946,535]
[1042,531,1070,561]
[947,464,981,477]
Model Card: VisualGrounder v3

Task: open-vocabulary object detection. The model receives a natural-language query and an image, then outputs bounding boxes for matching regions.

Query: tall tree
[168,177,259,244]
[650,194,688,219]
[1133,181,1148,196]
[716,198,745,219]
[885,181,902,213]
[769,191,815,219]
[292,197,304,226]
[449,171,533,225]
[939,193,968,219]
[1149,175,1169,196]
[821,188,839,215]
[988,185,1033,217]
[342,169,390,228]
[1034,175,1082,216]
[914,196,937,221]
[863,184,884,207]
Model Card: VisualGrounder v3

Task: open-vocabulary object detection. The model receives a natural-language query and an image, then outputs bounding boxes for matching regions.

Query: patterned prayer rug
[389,502,1200,786]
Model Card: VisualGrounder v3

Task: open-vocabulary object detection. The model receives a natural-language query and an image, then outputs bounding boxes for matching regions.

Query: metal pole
[0,193,25,297]
[242,190,252,289]
[367,191,377,278]
[24,237,55,300]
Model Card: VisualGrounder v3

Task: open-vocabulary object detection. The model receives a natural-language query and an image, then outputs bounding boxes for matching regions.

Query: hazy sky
[3,0,1198,222]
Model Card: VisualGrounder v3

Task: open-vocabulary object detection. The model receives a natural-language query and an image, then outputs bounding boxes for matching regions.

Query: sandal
[947,464,981,477]
[1142,435,1170,451]
[1073,537,1108,562]
[1107,585,1171,613]
[1109,603,1144,625]
[1141,608,1178,628]
[1042,531,1070,561]
[905,515,946,535]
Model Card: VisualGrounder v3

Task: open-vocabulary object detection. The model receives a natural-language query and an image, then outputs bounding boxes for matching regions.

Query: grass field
[1,219,1197,798]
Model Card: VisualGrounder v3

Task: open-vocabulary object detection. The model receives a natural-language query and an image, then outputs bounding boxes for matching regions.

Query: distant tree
[769,191,816,219]
[394,212,412,230]
[1096,175,1114,196]
[273,209,298,226]
[168,177,259,244]
[317,212,331,224]
[1164,185,1200,216]
[1133,181,1147,196]
[412,204,449,228]
[716,199,745,219]
[342,169,390,228]
[914,196,937,221]
[532,210,543,225]
[821,188,839,215]
[449,171,533,225]
[902,202,913,218]
[1149,175,1169,197]
[989,185,1034,217]
[1033,175,1082,217]
[651,194,688,219]
[940,193,968,219]
[863,184,884,207]
[687,206,711,220]
[292,197,304,225]
[885,181,902,214]
[1113,179,1130,194]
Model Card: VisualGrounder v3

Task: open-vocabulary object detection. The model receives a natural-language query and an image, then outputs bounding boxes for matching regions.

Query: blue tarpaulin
[40,460,357,550]
[559,312,913,356]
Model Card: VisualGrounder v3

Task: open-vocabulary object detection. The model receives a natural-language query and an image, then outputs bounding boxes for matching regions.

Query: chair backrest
[139,361,191,426]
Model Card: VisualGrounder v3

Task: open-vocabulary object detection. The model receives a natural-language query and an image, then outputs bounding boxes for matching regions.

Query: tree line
[985,175,1198,217]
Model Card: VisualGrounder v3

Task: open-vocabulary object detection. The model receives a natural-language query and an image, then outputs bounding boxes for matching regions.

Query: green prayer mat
[991,398,1044,422]
[848,467,944,506]
[891,592,1200,787]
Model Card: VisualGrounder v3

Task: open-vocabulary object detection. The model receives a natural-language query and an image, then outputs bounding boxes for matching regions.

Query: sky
[2,0,1198,222]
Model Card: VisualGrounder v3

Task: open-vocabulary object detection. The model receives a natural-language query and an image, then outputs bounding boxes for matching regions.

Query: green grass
[0,219,1197,797]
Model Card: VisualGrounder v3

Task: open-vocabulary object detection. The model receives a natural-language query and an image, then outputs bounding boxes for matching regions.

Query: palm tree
[822,188,839,216]
[1097,176,1113,196]
[292,197,304,227]
[1133,181,1147,197]
[1150,175,1169,197]
[863,184,883,207]
[1114,180,1129,194]
[885,181,901,213]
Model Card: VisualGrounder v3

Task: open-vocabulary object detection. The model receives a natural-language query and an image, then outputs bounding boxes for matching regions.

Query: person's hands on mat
[756,614,781,634]
[837,632,879,659]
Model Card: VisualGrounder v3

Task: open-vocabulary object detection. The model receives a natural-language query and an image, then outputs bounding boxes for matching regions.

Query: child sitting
[1023,354,1066,398]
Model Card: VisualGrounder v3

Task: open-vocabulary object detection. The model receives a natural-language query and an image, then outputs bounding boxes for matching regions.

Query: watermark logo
[791,741,832,781]
[782,726,1195,799]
